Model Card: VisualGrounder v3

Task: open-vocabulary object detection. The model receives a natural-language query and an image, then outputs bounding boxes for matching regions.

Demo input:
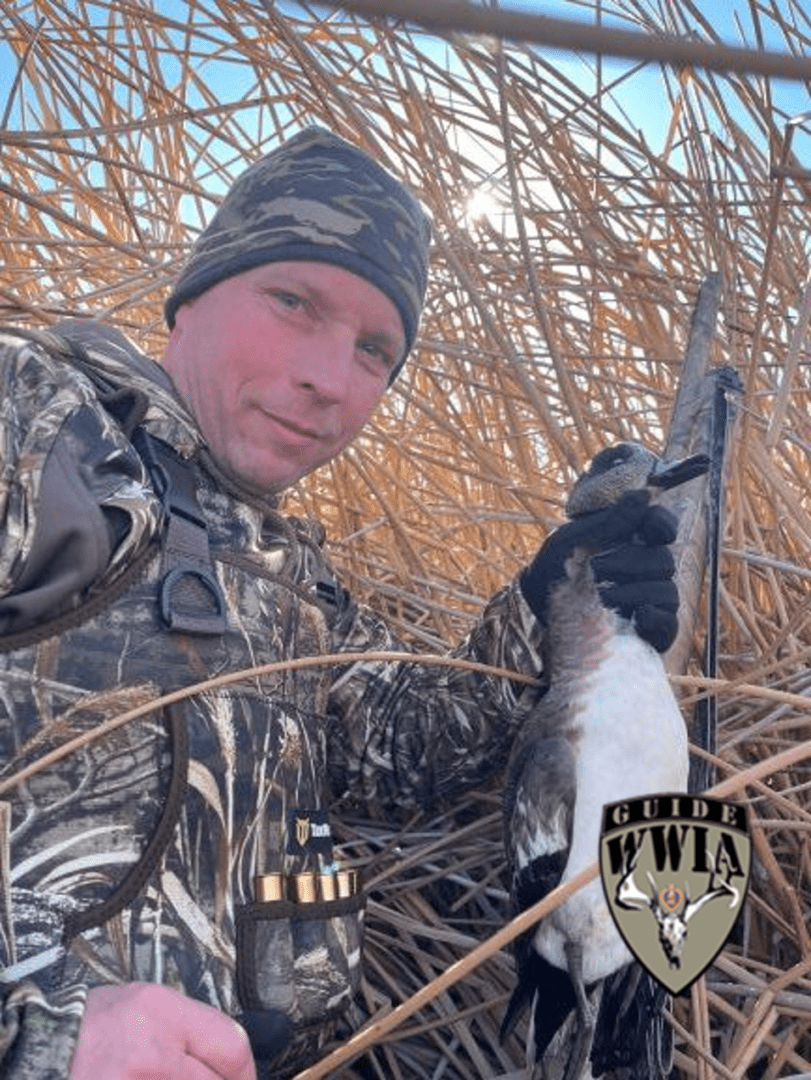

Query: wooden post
[657,273,743,793]
[660,271,724,681]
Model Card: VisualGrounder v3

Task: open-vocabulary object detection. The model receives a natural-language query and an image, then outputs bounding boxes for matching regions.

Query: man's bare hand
[69,983,256,1080]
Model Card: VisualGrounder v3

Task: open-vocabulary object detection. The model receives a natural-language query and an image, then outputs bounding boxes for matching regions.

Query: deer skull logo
[600,794,750,995]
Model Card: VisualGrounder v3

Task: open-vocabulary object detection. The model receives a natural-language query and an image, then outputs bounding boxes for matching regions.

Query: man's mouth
[267,413,321,440]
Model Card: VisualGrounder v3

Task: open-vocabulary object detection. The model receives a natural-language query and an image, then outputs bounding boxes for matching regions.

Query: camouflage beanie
[165,127,431,379]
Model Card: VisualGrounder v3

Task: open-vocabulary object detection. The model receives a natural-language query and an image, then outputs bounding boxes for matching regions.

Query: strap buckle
[134,430,227,635]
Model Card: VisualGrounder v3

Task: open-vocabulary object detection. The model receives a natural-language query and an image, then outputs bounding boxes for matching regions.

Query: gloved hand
[520,490,680,653]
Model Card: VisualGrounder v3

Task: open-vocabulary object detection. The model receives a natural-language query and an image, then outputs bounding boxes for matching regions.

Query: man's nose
[293,330,353,401]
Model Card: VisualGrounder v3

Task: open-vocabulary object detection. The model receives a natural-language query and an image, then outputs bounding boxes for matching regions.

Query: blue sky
[1,1,810,198]
[2,1,810,125]
[499,0,811,154]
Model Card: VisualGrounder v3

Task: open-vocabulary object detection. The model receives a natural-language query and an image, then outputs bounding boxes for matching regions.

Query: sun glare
[464,186,504,227]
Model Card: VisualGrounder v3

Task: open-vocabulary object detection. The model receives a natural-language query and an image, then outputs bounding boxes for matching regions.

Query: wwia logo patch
[600,795,750,995]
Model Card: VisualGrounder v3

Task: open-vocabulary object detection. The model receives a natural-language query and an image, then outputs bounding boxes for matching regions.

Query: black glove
[520,490,679,653]
[592,505,679,653]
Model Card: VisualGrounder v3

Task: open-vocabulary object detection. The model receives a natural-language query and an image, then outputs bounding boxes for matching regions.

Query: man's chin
[223,455,321,499]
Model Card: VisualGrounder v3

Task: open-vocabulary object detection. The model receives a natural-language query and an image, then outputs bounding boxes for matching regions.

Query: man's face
[163,261,406,495]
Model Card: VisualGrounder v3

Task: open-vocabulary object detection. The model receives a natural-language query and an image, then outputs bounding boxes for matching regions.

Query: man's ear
[170,296,195,331]
[162,301,192,370]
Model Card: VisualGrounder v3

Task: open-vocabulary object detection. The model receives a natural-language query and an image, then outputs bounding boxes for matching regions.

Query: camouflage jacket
[0,322,545,1079]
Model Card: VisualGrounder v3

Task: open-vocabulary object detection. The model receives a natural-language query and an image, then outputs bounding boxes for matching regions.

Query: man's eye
[274,291,303,309]
[360,342,393,369]
[262,288,306,312]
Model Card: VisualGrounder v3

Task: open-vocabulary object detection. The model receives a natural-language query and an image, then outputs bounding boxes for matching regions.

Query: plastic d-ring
[159,563,227,635]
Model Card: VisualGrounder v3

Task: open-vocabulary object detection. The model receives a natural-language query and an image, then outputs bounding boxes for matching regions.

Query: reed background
[2,2,811,1076]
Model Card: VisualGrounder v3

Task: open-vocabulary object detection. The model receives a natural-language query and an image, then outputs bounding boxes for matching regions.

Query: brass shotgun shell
[318,872,338,901]
[254,873,284,902]
[290,872,318,903]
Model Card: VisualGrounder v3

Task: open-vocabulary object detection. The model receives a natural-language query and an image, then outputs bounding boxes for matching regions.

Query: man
[0,127,678,1079]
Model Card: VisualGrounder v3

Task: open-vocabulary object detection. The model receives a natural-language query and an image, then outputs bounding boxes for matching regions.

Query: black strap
[60,704,189,942]
[45,330,227,636]
[46,330,227,636]
[132,430,227,635]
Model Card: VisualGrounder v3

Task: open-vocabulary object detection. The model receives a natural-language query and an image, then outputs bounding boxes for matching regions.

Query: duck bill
[648,452,710,491]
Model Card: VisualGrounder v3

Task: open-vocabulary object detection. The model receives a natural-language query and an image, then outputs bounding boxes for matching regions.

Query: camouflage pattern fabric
[0,324,545,1078]
[164,127,431,380]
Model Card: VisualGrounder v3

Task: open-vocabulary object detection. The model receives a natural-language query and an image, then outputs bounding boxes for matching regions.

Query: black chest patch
[286,808,332,855]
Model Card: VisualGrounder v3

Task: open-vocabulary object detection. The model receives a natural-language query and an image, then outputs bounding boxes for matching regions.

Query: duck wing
[501,734,576,1052]
[591,964,673,1079]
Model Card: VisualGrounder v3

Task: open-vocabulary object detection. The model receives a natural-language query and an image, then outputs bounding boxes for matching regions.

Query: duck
[501,442,707,1080]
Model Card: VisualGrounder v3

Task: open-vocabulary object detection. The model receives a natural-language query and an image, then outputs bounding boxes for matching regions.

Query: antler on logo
[616,849,740,969]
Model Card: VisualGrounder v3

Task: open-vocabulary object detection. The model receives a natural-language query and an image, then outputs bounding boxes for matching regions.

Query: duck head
[566,443,709,517]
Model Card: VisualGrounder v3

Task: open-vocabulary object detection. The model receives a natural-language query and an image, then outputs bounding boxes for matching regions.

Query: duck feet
[561,941,597,1080]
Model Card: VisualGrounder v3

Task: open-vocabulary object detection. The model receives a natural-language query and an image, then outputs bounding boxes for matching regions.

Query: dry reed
[2,1,811,1076]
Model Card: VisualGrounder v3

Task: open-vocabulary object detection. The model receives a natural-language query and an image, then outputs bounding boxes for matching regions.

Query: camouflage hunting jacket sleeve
[0,323,546,1080]
[326,576,544,807]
